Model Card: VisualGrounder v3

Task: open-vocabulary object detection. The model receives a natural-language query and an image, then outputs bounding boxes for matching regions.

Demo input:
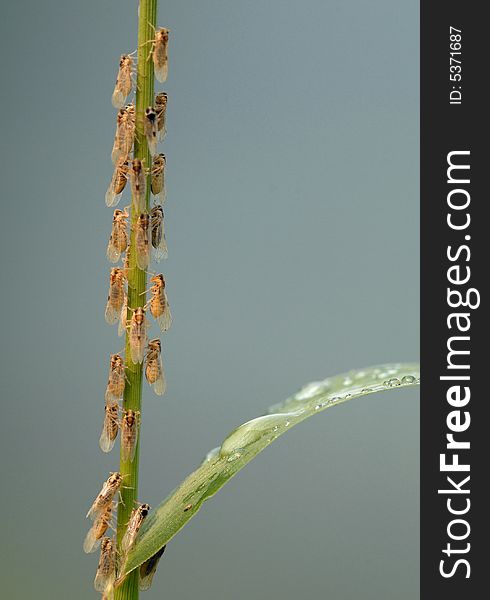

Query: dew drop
[401,375,416,384]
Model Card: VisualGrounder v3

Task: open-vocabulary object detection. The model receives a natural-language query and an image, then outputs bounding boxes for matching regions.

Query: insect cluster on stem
[84,21,172,598]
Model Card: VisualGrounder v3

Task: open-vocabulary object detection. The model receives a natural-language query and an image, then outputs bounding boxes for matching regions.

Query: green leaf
[121,363,419,577]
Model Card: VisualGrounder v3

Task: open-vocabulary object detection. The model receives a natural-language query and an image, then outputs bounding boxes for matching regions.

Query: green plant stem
[115,1,157,598]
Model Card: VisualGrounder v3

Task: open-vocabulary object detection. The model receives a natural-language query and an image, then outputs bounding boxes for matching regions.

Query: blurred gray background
[0,0,419,598]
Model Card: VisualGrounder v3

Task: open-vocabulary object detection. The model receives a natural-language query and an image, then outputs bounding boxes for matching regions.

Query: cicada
[129,307,148,364]
[83,505,112,554]
[94,537,116,592]
[144,106,158,156]
[106,209,129,263]
[112,54,134,109]
[121,409,140,462]
[129,158,146,213]
[121,503,150,553]
[111,104,135,164]
[148,274,172,331]
[104,268,126,325]
[105,353,126,402]
[139,546,166,591]
[150,205,168,261]
[135,213,151,270]
[152,28,169,83]
[86,473,122,520]
[145,339,166,396]
[150,154,166,203]
[155,92,167,141]
[99,403,119,453]
[105,159,128,207]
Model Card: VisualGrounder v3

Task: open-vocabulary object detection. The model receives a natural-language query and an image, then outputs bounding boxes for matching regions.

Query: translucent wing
[99,426,116,453]
[122,424,139,462]
[152,356,166,396]
[94,566,115,593]
[106,239,119,263]
[130,340,145,365]
[130,321,147,364]
[136,228,150,270]
[153,233,168,262]
[83,526,101,554]
[156,301,172,332]
[112,85,126,109]
[139,546,166,591]
[105,169,123,208]
[118,296,128,337]
[104,300,120,325]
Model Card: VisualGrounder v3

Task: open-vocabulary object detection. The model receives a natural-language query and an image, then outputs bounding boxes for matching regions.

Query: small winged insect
[150,154,166,203]
[129,307,148,364]
[139,545,166,591]
[105,159,129,207]
[112,54,134,109]
[121,249,136,290]
[121,409,140,462]
[152,28,169,83]
[145,338,166,396]
[94,537,116,592]
[105,268,126,325]
[144,107,158,156]
[111,104,135,164]
[129,158,146,213]
[150,205,168,261]
[135,213,151,270]
[107,209,129,263]
[87,472,123,520]
[121,503,150,553]
[154,92,168,141]
[99,403,119,453]
[83,505,112,554]
[105,353,126,402]
[148,274,172,331]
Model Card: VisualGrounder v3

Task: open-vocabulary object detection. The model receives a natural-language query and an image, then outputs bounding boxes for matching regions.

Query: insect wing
[118,295,128,337]
[139,546,166,591]
[156,293,172,332]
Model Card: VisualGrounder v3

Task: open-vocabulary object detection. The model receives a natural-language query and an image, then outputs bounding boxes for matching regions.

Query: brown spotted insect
[111,104,135,164]
[148,274,172,331]
[104,268,126,325]
[149,204,168,261]
[99,402,119,453]
[86,472,122,520]
[135,213,151,270]
[121,409,140,462]
[129,158,147,213]
[152,28,169,83]
[150,154,166,204]
[129,307,148,364]
[105,158,129,207]
[121,503,150,553]
[83,505,112,554]
[94,537,116,592]
[106,209,129,263]
[144,106,158,156]
[112,54,134,109]
[145,338,166,396]
[105,353,126,402]
[155,92,168,141]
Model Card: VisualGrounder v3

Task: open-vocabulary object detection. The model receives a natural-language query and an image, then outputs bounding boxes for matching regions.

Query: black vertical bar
[421,2,486,597]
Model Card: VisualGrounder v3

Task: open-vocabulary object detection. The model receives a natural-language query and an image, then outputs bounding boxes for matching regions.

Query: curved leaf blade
[121,363,419,577]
